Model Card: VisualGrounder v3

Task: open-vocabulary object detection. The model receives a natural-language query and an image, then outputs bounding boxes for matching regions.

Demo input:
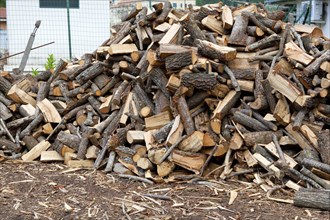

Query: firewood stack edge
[0,2,329,211]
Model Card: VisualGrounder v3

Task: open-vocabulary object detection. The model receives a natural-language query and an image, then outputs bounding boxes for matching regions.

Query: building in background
[265,0,330,37]
[0,7,7,56]
[5,0,110,71]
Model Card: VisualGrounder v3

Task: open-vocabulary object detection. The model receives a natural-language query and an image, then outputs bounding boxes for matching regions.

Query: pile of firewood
[0,2,329,210]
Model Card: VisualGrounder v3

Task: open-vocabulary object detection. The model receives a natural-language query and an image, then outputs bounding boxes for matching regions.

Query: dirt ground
[0,161,329,220]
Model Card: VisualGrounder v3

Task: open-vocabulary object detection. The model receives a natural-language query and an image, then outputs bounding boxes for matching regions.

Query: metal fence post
[66,0,72,59]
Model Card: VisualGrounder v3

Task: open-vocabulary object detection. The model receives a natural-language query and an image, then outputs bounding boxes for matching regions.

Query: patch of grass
[31,68,39,77]
[44,54,56,71]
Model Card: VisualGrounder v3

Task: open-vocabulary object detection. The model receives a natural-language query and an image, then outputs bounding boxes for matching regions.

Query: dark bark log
[63,93,91,115]
[88,96,107,119]
[133,83,155,115]
[302,158,330,174]
[303,50,330,77]
[228,14,249,46]
[294,188,330,211]
[155,90,170,114]
[177,96,195,135]
[317,129,330,165]
[244,131,283,147]
[22,135,39,151]
[292,109,307,131]
[246,34,280,51]
[243,12,275,35]
[93,74,111,89]
[0,92,12,106]
[77,127,94,159]
[232,111,269,131]
[180,13,207,41]
[76,62,105,85]
[67,81,92,98]
[150,68,170,99]
[195,39,237,61]
[194,6,218,21]
[0,138,18,152]
[19,114,44,139]
[56,131,80,151]
[0,101,13,120]
[0,75,12,94]
[186,91,209,109]
[136,7,147,26]
[181,73,217,90]
[317,104,330,115]
[7,116,33,129]
[155,1,172,24]
[152,121,174,144]
[111,80,129,107]
[250,70,268,110]
[261,79,276,113]
[101,76,121,96]
[34,70,52,81]
[165,51,192,71]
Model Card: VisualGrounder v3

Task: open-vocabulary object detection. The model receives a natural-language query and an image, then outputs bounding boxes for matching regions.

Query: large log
[294,188,330,211]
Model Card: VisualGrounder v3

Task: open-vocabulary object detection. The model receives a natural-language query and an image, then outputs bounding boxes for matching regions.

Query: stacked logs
[0,2,329,211]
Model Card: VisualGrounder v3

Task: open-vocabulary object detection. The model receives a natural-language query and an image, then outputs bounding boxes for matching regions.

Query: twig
[0,118,15,143]
[199,145,217,176]
[272,134,287,166]
[266,185,294,204]
[117,174,154,184]
[225,169,255,179]
[121,202,132,220]
[143,194,171,200]
[158,135,187,164]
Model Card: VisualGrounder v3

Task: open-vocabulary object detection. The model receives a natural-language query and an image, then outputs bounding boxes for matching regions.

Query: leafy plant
[44,54,56,71]
[31,68,39,77]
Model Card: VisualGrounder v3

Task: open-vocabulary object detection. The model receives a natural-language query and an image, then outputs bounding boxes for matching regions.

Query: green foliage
[196,0,218,6]
[44,54,56,71]
[31,68,39,77]
[0,0,5,7]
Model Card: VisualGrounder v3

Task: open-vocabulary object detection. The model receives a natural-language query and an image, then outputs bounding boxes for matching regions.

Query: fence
[0,0,302,72]
[2,0,202,71]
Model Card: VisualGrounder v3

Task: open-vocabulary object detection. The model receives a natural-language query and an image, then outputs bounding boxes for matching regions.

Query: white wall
[6,0,110,71]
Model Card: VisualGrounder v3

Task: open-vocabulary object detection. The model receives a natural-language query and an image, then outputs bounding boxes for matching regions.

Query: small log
[232,110,269,131]
[121,2,142,21]
[180,13,206,41]
[155,1,172,24]
[317,129,330,165]
[0,101,13,120]
[228,14,249,46]
[195,40,237,62]
[56,131,80,151]
[177,96,195,135]
[0,75,12,95]
[243,130,282,147]
[181,73,217,91]
[246,34,280,51]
